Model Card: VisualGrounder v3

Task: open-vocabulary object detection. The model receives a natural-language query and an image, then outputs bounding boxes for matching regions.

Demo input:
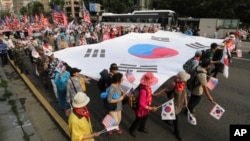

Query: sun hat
[72,92,90,108]
[177,71,190,82]
[229,34,235,40]
[140,72,158,86]
[110,63,118,71]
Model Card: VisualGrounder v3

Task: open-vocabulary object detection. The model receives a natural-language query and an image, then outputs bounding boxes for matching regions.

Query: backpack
[187,67,205,91]
[200,49,212,62]
[129,86,146,110]
[183,57,195,73]
[97,69,111,92]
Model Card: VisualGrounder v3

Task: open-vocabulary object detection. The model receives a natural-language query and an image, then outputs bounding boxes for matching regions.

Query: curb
[8,59,70,137]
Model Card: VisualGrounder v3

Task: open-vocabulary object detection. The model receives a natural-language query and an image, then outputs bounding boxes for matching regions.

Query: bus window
[231,19,239,28]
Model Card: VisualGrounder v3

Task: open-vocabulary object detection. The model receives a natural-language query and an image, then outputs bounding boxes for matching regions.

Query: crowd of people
[0,22,244,141]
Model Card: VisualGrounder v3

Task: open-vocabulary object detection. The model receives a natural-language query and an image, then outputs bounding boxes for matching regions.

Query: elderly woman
[68,92,99,141]
[129,72,158,137]
[154,71,190,141]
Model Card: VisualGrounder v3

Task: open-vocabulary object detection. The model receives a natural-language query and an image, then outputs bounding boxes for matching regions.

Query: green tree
[32,1,44,15]
[0,11,10,18]
[19,7,28,15]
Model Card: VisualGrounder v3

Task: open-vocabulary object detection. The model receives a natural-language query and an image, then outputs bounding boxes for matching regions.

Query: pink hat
[140,72,158,86]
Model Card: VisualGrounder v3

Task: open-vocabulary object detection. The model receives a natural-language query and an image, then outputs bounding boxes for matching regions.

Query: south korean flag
[161,98,176,120]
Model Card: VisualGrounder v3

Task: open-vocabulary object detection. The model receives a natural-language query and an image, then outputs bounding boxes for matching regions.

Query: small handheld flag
[102,114,116,128]
[125,69,135,84]
[209,102,225,120]
[161,98,176,120]
[55,61,65,73]
[186,107,197,125]
[207,77,219,91]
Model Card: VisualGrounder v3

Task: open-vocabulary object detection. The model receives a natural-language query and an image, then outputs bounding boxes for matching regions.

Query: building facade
[64,0,81,18]
[0,0,13,12]
[38,0,50,12]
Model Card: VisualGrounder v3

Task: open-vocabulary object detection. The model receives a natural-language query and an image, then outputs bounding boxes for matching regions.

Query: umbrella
[31,32,43,37]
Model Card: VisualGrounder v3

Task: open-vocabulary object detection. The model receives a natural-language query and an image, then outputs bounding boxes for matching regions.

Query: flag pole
[156,98,174,109]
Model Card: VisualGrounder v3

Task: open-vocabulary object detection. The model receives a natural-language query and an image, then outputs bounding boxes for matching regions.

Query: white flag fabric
[54,31,223,92]
[220,46,229,78]
[161,98,176,120]
[209,103,225,120]
[236,49,242,58]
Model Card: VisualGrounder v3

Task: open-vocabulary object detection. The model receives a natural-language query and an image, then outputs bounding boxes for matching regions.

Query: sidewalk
[0,65,41,141]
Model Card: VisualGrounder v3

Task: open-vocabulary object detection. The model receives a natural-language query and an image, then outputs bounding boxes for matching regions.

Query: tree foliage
[31,1,45,15]
[19,7,28,15]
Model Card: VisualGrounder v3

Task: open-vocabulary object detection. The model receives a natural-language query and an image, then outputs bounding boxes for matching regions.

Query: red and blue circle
[164,106,172,113]
[128,44,179,59]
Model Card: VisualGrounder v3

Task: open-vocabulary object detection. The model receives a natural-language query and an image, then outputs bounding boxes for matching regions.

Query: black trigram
[151,36,170,42]
[118,64,158,73]
[84,48,105,58]
[186,42,209,49]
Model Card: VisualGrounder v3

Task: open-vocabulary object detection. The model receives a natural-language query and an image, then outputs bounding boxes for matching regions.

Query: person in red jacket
[129,72,158,137]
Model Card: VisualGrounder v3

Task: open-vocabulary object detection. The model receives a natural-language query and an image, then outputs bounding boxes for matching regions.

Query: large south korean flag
[54,30,223,92]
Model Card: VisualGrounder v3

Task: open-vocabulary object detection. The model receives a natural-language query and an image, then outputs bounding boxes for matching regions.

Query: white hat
[177,71,190,82]
[72,92,90,108]
[229,34,235,39]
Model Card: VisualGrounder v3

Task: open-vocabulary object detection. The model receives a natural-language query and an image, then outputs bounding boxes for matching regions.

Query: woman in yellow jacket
[68,92,99,141]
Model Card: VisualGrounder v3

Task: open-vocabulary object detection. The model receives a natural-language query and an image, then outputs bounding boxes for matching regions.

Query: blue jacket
[54,71,70,90]
[0,43,8,54]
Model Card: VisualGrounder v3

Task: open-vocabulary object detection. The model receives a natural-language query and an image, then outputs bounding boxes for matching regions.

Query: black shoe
[138,128,149,133]
[129,131,136,137]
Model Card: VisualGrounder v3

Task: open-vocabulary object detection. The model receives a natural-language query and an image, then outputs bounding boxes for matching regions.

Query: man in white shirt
[6,35,15,60]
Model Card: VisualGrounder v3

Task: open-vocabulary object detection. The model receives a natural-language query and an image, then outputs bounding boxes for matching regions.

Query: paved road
[4,42,250,141]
